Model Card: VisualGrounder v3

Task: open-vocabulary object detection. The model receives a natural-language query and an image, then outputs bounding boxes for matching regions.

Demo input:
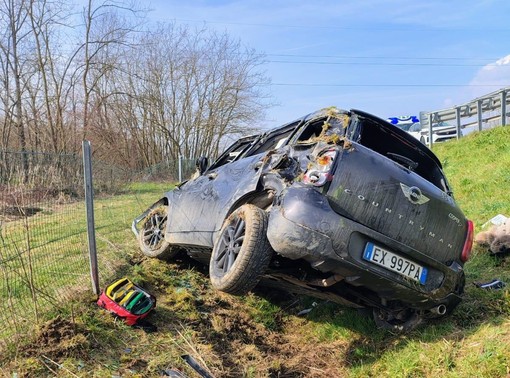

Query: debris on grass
[474,279,506,290]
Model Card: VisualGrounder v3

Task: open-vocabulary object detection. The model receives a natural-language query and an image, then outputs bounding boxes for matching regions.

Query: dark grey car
[133,107,474,331]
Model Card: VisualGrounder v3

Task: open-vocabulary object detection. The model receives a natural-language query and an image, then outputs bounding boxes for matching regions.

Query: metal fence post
[477,100,483,131]
[82,140,100,295]
[501,90,507,126]
[455,107,461,139]
[427,113,433,148]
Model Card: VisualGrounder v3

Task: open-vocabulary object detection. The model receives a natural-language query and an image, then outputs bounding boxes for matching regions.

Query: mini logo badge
[400,183,430,205]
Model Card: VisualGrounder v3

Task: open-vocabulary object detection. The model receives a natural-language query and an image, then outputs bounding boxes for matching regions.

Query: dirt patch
[22,315,89,359]
[196,304,350,377]
[284,335,349,377]
[200,307,299,376]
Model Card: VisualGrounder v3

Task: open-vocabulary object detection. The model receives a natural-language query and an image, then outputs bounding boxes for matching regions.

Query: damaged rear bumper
[266,185,464,311]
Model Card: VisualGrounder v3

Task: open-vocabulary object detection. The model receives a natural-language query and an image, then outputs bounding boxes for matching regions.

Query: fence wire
[0,149,186,349]
[0,151,89,344]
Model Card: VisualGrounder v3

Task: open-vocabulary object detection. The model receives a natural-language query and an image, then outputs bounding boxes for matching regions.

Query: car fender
[131,197,170,238]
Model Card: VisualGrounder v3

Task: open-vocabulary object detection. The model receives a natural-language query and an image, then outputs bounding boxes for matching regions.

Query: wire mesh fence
[140,157,197,183]
[0,149,191,350]
[0,151,89,345]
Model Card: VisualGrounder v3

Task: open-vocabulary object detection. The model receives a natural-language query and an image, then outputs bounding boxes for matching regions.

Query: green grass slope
[432,126,510,227]
[2,127,510,377]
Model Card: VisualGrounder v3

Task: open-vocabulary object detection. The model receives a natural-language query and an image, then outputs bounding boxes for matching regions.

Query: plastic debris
[474,279,506,290]
[297,301,318,316]
[161,369,188,377]
[481,214,508,229]
[181,355,213,378]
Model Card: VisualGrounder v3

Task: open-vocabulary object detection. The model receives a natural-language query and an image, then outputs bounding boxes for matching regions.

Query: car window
[296,119,324,141]
[409,123,422,132]
[245,122,299,156]
[248,131,292,156]
[295,115,348,143]
[209,137,256,169]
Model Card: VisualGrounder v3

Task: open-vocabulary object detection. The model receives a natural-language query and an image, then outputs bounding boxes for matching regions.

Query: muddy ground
[1,255,376,377]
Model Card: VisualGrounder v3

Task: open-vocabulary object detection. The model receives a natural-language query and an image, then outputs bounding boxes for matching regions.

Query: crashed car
[133,107,474,331]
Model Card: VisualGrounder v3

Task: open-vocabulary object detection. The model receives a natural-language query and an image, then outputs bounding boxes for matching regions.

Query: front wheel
[209,204,273,295]
[138,205,178,260]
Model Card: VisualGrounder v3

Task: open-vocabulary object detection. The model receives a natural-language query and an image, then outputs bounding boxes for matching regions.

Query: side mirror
[195,156,209,175]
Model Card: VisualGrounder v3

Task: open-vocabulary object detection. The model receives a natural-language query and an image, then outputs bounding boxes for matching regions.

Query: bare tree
[105,23,270,170]
[27,0,71,153]
[0,36,13,151]
[0,0,32,180]
[79,0,142,141]
[0,1,271,174]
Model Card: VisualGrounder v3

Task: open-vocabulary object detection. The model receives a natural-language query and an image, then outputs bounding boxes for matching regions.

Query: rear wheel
[138,205,178,260]
[209,204,273,295]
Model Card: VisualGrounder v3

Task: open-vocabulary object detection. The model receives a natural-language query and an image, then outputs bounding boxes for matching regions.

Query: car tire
[138,205,178,260]
[209,204,273,295]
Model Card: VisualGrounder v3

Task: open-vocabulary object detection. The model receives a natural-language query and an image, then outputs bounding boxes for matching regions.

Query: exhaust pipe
[430,304,447,316]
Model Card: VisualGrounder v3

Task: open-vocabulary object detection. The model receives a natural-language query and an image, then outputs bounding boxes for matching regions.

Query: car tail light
[303,149,337,187]
[460,220,474,262]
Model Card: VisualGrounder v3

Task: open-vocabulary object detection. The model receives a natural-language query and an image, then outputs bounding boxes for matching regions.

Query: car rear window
[352,117,450,192]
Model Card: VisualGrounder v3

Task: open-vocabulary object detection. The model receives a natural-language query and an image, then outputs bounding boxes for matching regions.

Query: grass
[432,126,510,227]
[0,183,170,342]
[1,127,510,377]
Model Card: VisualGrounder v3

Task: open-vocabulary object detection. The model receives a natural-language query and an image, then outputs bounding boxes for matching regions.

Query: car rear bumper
[267,185,464,311]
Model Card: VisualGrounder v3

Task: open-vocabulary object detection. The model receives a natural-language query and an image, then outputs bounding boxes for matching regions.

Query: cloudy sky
[146,0,510,127]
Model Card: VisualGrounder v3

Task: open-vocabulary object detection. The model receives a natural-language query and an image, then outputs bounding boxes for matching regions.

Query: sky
[145,0,510,128]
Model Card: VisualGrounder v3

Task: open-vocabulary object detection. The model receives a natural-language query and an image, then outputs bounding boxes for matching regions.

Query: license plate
[363,242,428,285]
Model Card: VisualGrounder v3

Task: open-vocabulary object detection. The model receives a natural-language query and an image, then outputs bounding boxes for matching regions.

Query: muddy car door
[164,136,260,247]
